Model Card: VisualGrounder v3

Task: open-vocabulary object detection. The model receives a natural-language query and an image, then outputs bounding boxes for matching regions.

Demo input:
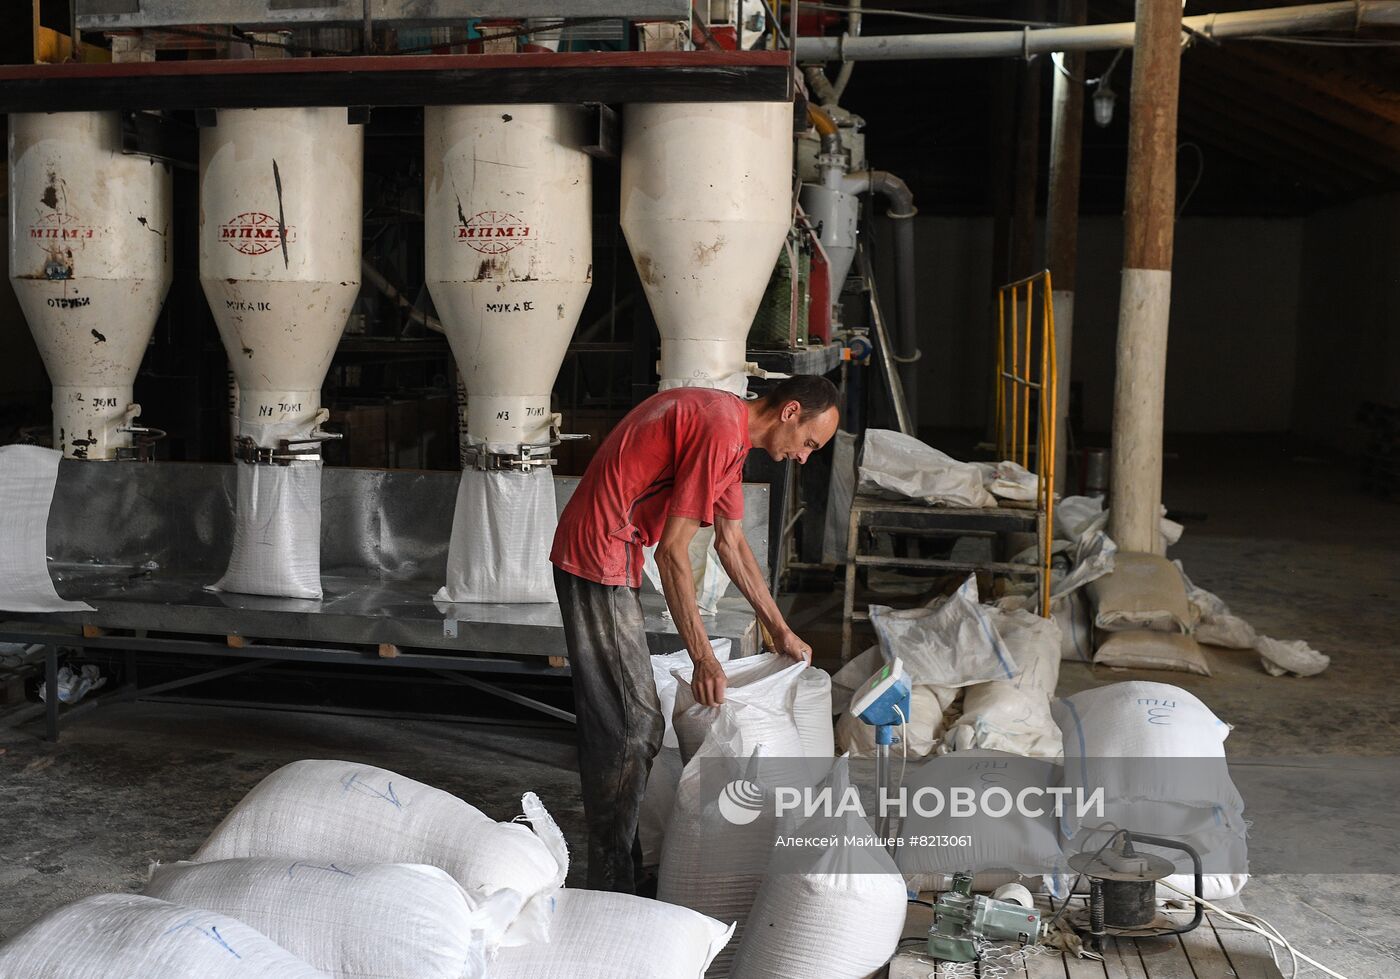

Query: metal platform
[0,462,768,739]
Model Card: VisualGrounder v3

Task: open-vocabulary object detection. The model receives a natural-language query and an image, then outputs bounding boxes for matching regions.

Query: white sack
[979,460,1039,502]
[192,759,566,945]
[0,894,325,979]
[436,468,557,604]
[731,760,907,979]
[1173,561,1257,649]
[870,575,1019,688]
[640,745,684,870]
[642,526,732,615]
[1053,682,1244,844]
[1256,636,1330,677]
[491,889,733,979]
[1052,528,1117,599]
[1088,551,1192,633]
[0,445,94,613]
[659,711,778,978]
[896,751,1067,877]
[836,683,949,759]
[984,605,1061,696]
[673,653,808,764]
[1094,630,1212,677]
[211,461,322,600]
[791,667,836,758]
[822,430,857,565]
[997,591,1093,663]
[830,645,884,709]
[640,639,733,869]
[651,639,734,750]
[1054,495,1105,542]
[945,683,1063,759]
[857,429,996,508]
[145,859,511,979]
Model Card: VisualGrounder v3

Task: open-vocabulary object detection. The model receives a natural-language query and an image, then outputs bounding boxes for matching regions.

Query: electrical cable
[1176,142,1205,218]
[1157,878,1350,979]
[892,702,909,793]
[1236,33,1400,46]
[1041,827,1128,930]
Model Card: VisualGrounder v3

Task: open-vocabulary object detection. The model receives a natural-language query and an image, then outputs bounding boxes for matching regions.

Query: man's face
[765,402,840,464]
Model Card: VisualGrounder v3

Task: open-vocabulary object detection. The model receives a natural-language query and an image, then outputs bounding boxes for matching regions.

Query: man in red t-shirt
[550,374,840,892]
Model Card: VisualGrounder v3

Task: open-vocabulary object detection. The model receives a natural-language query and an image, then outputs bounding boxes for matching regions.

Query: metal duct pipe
[844,169,918,429]
[796,0,1400,60]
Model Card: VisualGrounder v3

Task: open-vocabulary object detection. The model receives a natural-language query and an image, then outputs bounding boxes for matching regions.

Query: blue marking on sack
[162,917,241,959]
[287,861,355,879]
[341,771,404,809]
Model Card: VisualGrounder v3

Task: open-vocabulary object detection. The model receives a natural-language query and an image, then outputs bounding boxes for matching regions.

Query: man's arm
[714,515,813,664]
[657,515,728,707]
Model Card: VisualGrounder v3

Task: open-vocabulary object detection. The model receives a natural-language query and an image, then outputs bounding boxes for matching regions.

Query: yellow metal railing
[995,270,1057,617]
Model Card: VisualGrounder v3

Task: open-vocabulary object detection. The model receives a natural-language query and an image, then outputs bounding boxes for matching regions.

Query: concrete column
[1046,0,1087,491]
[1109,0,1182,554]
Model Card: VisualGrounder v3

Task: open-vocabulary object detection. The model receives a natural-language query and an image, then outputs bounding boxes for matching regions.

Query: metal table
[1,462,767,740]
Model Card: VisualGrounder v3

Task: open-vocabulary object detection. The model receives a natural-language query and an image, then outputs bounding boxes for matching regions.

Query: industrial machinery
[8,110,172,460]
[927,873,1045,963]
[1066,831,1204,951]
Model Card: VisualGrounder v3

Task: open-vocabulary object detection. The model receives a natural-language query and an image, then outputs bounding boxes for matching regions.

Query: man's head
[752,375,841,464]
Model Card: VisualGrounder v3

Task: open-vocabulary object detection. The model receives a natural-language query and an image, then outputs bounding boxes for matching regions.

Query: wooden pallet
[890,896,1284,978]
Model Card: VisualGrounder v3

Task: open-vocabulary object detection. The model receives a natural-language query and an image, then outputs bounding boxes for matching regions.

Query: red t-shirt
[550,388,751,588]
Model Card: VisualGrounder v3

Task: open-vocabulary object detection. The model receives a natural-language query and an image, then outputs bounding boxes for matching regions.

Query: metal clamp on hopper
[232,410,342,467]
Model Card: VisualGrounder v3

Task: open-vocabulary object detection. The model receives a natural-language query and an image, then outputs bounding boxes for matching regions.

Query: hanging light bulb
[1093,79,1116,127]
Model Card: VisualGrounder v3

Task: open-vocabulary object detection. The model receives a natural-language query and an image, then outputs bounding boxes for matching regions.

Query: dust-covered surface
[0,706,583,941]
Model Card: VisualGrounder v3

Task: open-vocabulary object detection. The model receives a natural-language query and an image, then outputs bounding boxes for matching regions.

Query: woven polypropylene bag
[491,889,733,979]
[672,653,807,764]
[1094,630,1212,676]
[0,894,326,979]
[1088,551,1192,634]
[192,760,566,945]
[436,468,557,604]
[211,461,323,600]
[145,859,512,979]
[730,760,906,979]
[790,667,835,758]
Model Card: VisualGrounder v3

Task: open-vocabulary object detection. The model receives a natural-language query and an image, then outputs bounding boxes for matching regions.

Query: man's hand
[772,629,813,665]
[690,654,728,707]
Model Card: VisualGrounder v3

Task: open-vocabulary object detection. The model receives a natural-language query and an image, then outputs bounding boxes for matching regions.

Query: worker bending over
[550,374,841,892]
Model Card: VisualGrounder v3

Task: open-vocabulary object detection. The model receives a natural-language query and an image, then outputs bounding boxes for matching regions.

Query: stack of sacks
[1088,551,1210,675]
[192,760,568,945]
[490,890,733,979]
[143,859,516,978]
[659,710,785,978]
[640,639,734,871]
[895,750,1069,894]
[730,758,907,978]
[943,605,1063,759]
[0,894,328,979]
[1053,681,1249,900]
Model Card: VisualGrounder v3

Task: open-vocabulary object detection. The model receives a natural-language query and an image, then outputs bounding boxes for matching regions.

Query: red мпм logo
[219,212,297,256]
[457,210,534,254]
[29,209,93,241]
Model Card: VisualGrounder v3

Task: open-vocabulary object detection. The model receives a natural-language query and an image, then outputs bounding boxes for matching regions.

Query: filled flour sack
[436,467,557,604]
[211,460,323,600]
[731,759,907,979]
[640,639,734,869]
[896,751,1068,880]
[791,667,836,758]
[856,429,996,509]
[983,604,1061,696]
[1094,630,1212,676]
[144,859,516,979]
[1088,551,1192,634]
[870,575,1018,688]
[193,760,566,944]
[944,681,1063,759]
[1053,682,1245,848]
[659,711,781,978]
[0,894,325,979]
[672,653,808,764]
[491,889,733,979]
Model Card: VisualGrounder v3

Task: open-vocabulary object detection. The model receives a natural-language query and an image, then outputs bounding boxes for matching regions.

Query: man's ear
[781,400,800,423]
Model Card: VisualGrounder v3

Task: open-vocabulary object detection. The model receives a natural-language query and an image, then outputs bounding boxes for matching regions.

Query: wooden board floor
[891,896,1285,979]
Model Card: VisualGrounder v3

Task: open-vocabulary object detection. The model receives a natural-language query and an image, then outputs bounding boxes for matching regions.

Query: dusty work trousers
[554,567,665,893]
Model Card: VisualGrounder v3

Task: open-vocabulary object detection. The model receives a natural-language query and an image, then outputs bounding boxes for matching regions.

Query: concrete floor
[1,436,1397,975]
